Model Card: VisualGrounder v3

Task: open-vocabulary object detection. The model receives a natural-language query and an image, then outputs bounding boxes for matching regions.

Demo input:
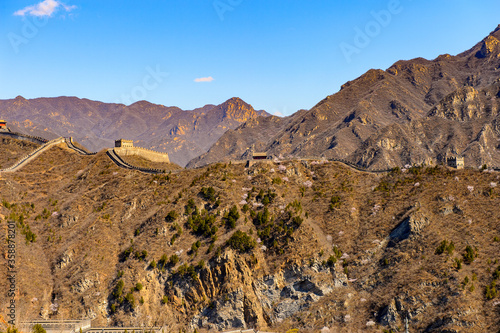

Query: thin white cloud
[273,111,284,116]
[194,76,215,83]
[14,0,76,17]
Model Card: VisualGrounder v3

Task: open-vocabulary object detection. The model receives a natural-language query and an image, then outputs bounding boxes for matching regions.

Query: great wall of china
[0,133,172,174]
[114,146,170,163]
[1,131,499,175]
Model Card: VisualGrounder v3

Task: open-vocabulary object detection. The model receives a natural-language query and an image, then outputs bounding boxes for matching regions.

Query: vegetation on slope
[1,143,500,332]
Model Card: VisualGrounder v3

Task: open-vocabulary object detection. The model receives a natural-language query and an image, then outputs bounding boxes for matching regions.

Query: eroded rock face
[189,251,346,331]
[71,273,100,293]
[390,211,429,242]
[379,299,399,326]
[476,36,500,58]
[55,250,74,270]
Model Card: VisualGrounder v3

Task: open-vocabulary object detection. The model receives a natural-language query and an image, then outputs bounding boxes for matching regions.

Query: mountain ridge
[0,96,270,167]
[188,25,500,169]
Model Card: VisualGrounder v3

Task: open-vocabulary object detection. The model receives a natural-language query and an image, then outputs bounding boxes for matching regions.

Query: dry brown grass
[0,137,39,169]
[1,143,500,332]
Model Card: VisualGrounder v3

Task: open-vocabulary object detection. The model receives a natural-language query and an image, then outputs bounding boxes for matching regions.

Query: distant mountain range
[188,25,500,169]
[0,96,269,166]
[3,25,500,169]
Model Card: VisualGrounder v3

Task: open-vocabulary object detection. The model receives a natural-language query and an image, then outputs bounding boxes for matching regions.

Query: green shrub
[463,245,477,264]
[32,324,46,333]
[292,216,303,228]
[242,204,250,213]
[24,229,36,244]
[435,240,454,255]
[149,260,157,269]
[226,230,256,253]
[125,293,135,307]
[161,296,169,304]
[165,210,178,222]
[455,258,463,270]
[375,180,391,192]
[333,246,342,259]
[492,266,500,280]
[176,263,198,280]
[159,254,168,269]
[256,189,277,205]
[123,246,134,260]
[169,254,180,266]
[191,241,201,254]
[326,255,336,266]
[272,177,282,185]
[226,205,240,229]
[135,283,143,291]
[200,187,217,202]
[114,280,124,298]
[329,195,341,210]
[254,208,270,226]
[187,210,218,238]
[486,281,498,299]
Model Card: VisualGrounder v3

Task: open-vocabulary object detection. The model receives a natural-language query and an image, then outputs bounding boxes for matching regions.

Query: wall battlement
[114,147,170,163]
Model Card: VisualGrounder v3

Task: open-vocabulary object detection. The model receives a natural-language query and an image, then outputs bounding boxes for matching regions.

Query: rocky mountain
[2,141,500,332]
[188,25,500,169]
[351,81,500,169]
[0,96,269,166]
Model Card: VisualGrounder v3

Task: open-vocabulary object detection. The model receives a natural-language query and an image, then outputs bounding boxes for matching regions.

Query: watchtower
[115,139,134,148]
[447,156,464,169]
[252,152,268,160]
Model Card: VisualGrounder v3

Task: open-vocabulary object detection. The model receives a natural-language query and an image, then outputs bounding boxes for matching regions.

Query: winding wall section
[0,137,64,172]
[1,133,498,174]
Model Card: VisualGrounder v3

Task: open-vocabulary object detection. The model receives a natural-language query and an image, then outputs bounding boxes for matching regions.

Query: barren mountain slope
[189,25,500,168]
[2,142,500,332]
[350,80,500,169]
[0,137,40,169]
[0,96,269,167]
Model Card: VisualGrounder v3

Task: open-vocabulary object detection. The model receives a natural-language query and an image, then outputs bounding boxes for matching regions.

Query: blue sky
[1,1,499,116]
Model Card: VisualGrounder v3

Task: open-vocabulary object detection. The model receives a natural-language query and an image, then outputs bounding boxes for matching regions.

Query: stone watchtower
[446,156,464,169]
[115,139,134,148]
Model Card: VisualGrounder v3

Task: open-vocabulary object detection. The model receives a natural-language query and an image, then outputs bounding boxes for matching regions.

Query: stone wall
[20,319,91,333]
[114,147,170,163]
[0,131,48,145]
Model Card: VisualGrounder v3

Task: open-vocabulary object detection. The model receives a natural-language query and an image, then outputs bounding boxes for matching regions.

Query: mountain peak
[129,100,156,108]
[221,97,250,108]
